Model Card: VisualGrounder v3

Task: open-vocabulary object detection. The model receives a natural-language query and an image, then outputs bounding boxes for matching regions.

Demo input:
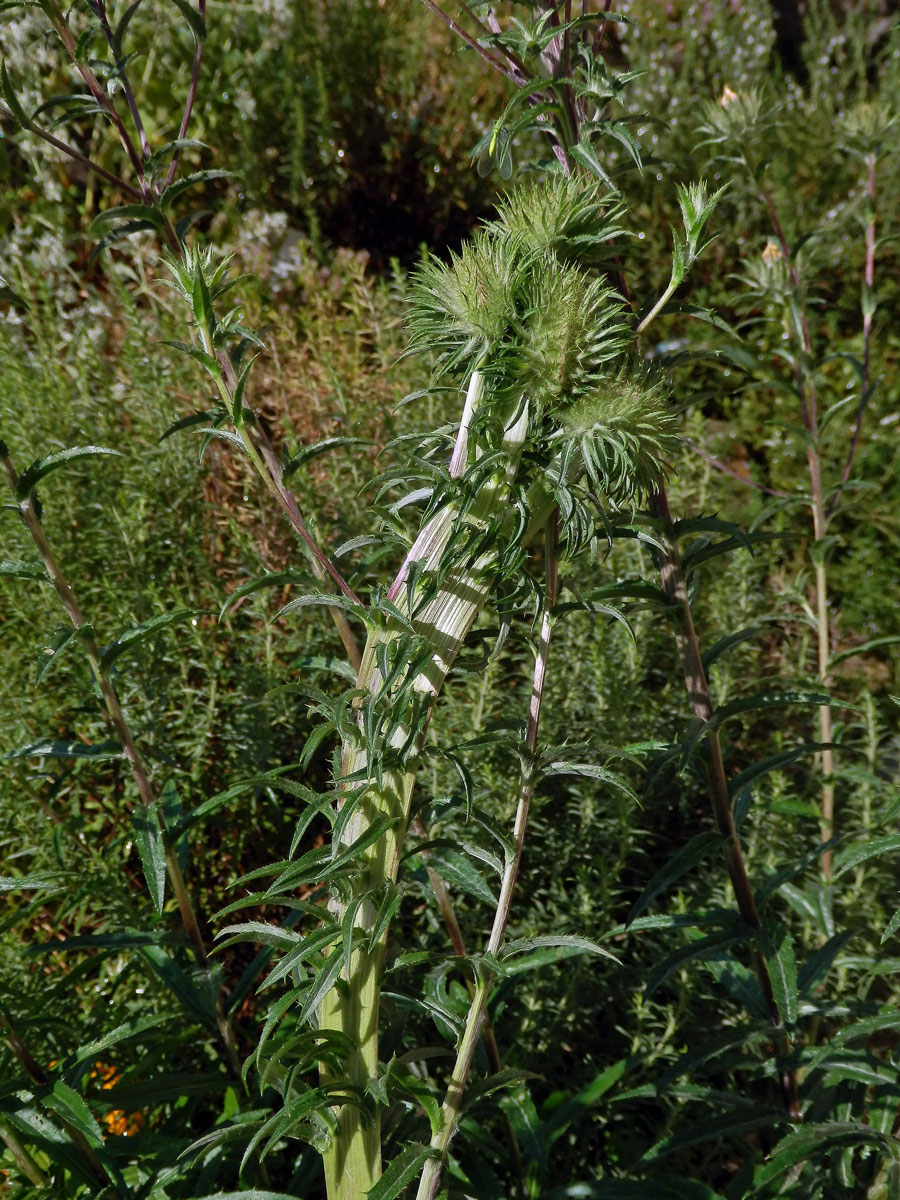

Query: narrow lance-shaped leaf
[759,920,797,1028]
[100,609,200,673]
[627,832,725,925]
[132,800,166,915]
[366,1143,436,1200]
[15,446,123,499]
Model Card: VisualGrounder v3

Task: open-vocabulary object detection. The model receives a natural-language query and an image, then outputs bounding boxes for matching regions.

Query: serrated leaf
[283,437,374,478]
[501,934,619,966]
[132,801,166,914]
[100,609,199,673]
[0,559,47,581]
[46,1081,103,1147]
[754,1122,899,1188]
[5,739,123,760]
[760,920,797,1028]
[15,446,122,499]
[159,339,222,377]
[367,1143,435,1200]
[833,833,900,879]
[627,832,725,925]
[426,849,496,906]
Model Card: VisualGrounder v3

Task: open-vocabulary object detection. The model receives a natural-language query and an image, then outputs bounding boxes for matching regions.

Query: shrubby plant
[1,3,900,1200]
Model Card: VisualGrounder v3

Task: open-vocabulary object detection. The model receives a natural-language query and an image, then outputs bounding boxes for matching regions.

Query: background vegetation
[1,0,900,1196]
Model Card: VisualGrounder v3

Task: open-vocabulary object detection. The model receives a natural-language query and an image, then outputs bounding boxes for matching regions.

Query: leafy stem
[0,448,241,1081]
[416,512,559,1200]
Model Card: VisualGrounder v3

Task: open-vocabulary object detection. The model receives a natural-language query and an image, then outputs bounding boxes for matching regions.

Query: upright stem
[1,453,241,1080]
[165,0,208,187]
[93,0,151,159]
[760,187,835,877]
[320,376,532,1198]
[649,486,800,1118]
[836,151,877,494]
[0,1121,49,1189]
[417,514,558,1200]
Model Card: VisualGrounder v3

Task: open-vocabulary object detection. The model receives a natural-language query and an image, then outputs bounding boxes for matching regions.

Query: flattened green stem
[320,374,531,1198]
[1,452,241,1080]
[416,514,559,1200]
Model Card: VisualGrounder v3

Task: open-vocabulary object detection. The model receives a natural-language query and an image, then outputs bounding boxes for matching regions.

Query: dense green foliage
[1,1,900,1197]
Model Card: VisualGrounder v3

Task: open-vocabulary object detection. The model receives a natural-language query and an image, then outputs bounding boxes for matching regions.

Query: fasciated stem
[319,375,532,1197]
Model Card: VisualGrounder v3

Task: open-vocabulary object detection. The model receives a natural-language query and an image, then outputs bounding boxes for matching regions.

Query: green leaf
[158,408,219,441]
[192,1194,307,1200]
[15,446,122,499]
[45,1081,103,1147]
[192,255,215,335]
[219,570,308,620]
[159,169,231,210]
[35,627,77,683]
[1,60,32,129]
[542,761,638,801]
[366,1143,435,1200]
[644,930,742,1000]
[138,945,218,1032]
[760,920,797,1028]
[569,141,616,189]
[754,1122,899,1188]
[542,1058,633,1148]
[701,623,770,672]
[426,849,496,907]
[728,743,833,796]
[100,609,200,673]
[0,873,66,893]
[829,635,900,669]
[91,203,164,232]
[882,906,900,945]
[132,801,166,915]
[165,0,206,41]
[0,282,29,309]
[5,739,123,760]
[627,832,725,924]
[159,339,222,378]
[833,833,900,879]
[0,559,47,581]
[283,437,374,478]
[501,934,619,967]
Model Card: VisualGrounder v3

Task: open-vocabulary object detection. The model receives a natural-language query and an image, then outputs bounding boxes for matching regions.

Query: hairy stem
[417,515,558,1200]
[319,375,532,1197]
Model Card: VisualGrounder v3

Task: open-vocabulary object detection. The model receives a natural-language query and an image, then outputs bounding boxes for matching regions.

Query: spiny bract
[406,173,680,502]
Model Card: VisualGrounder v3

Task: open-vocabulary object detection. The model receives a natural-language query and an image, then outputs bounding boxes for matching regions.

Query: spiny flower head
[493,173,627,270]
[553,362,679,504]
